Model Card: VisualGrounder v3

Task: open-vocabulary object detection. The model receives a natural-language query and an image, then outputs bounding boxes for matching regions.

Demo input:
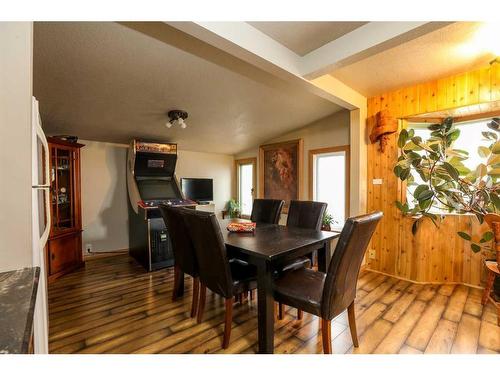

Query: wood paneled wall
[366,63,500,287]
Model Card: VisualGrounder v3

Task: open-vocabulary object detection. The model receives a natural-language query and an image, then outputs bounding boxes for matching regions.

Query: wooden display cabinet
[47,137,84,282]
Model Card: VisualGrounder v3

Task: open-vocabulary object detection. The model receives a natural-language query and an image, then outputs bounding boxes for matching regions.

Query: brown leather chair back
[286,200,327,230]
[250,199,284,224]
[321,211,383,320]
[181,209,234,298]
[158,205,197,277]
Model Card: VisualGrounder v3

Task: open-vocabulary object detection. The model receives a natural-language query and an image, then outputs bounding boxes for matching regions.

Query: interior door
[31,97,50,354]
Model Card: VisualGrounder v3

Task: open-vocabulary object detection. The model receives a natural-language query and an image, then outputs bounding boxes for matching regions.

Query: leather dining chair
[158,205,200,318]
[272,211,383,353]
[250,198,284,224]
[277,200,328,320]
[181,209,258,349]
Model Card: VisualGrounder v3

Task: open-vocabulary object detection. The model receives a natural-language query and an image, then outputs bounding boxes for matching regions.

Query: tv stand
[195,203,215,214]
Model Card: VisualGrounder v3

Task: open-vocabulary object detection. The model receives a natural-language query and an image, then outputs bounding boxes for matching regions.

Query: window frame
[308,145,350,226]
[234,157,257,218]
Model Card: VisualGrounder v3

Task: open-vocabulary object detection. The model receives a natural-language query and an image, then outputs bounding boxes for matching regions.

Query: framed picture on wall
[259,139,303,212]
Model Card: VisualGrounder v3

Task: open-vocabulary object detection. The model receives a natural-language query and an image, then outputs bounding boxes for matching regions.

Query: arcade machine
[127,140,196,271]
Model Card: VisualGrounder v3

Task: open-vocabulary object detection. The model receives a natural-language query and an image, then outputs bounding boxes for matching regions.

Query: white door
[31,97,50,354]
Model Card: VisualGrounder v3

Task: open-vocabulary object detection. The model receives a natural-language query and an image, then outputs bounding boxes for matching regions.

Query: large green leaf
[482,131,498,141]
[487,168,500,177]
[492,141,500,154]
[457,231,471,241]
[479,231,494,243]
[476,164,488,179]
[395,200,405,213]
[448,129,461,142]
[413,184,429,199]
[442,162,459,180]
[393,165,403,178]
[399,168,411,181]
[478,146,491,158]
[491,193,500,211]
[398,129,409,148]
[417,189,434,202]
[428,123,442,131]
[471,243,481,253]
[488,154,500,166]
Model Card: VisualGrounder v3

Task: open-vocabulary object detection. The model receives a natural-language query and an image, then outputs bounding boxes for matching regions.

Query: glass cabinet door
[50,146,76,233]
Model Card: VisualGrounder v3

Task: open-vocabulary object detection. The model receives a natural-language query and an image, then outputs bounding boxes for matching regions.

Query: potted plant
[321,213,335,231]
[394,117,500,297]
[226,199,241,219]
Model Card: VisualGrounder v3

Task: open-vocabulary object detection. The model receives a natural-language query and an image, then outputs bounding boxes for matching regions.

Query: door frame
[234,157,257,217]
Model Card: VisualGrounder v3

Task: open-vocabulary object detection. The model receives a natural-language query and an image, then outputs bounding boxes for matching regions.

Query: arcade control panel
[138,198,197,219]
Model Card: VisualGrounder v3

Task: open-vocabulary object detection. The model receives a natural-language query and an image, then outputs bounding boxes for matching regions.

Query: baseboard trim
[84,249,129,260]
[364,268,484,290]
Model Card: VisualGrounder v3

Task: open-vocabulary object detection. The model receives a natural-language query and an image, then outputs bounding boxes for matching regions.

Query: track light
[166,109,188,129]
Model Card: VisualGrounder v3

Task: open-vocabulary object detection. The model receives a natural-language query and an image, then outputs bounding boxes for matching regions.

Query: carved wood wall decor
[369,110,398,153]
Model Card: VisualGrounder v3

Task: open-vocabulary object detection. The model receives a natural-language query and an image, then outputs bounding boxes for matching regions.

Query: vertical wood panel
[366,64,497,286]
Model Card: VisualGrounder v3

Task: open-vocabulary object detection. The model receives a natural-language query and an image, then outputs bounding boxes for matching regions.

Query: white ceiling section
[331,22,495,96]
[33,21,491,155]
[247,22,368,56]
[33,22,343,155]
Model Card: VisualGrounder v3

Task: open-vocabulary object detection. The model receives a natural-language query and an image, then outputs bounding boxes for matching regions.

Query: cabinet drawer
[48,232,81,276]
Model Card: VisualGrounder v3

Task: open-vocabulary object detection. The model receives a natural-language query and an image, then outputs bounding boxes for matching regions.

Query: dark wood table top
[219,218,340,261]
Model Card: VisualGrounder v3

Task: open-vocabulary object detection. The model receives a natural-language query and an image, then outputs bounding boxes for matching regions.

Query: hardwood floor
[48,254,500,354]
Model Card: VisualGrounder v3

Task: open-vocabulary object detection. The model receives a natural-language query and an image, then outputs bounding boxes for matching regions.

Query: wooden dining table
[174,217,340,353]
[221,218,339,353]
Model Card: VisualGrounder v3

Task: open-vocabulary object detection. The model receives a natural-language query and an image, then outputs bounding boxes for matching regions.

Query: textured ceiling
[247,21,367,56]
[330,22,495,97]
[33,22,342,155]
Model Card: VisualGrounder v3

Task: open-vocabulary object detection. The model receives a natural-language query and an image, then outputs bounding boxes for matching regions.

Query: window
[235,158,256,216]
[310,146,349,230]
[406,117,494,211]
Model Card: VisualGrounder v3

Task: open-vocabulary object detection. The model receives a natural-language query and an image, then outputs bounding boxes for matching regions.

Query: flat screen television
[181,178,213,202]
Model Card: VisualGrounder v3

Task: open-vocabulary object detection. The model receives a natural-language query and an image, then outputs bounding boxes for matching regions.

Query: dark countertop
[0,267,40,354]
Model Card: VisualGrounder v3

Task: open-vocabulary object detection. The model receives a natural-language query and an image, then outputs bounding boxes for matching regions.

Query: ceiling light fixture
[166,110,188,129]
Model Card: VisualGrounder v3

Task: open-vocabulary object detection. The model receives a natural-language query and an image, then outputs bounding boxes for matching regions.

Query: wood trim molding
[234,157,257,206]
[308,145,350,219]
[404,108,500,124]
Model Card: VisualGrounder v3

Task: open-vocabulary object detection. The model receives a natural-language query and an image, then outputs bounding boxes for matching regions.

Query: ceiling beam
[300,22,441,79]
[166,21,452,110]
[166,21,364,110]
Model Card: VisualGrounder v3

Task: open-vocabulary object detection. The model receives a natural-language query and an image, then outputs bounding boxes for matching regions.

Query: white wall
[235,110,350,199]
[80,140,129,253]
[176,150,234,216]
[79,141,234,252]
[0,22,33,272]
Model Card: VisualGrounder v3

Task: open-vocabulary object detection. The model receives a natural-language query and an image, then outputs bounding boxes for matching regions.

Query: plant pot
[321,224,331,231]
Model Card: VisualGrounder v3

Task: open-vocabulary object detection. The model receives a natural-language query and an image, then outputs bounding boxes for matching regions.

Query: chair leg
[190,277,200,318]
[197,283,207,324]
[278,303,285,320]
[482,270,495,305]
[222,298,233,349]
[347,301,359,347]
[172,265,181,302]
[297,309,303,320]
[321,318,332,354]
